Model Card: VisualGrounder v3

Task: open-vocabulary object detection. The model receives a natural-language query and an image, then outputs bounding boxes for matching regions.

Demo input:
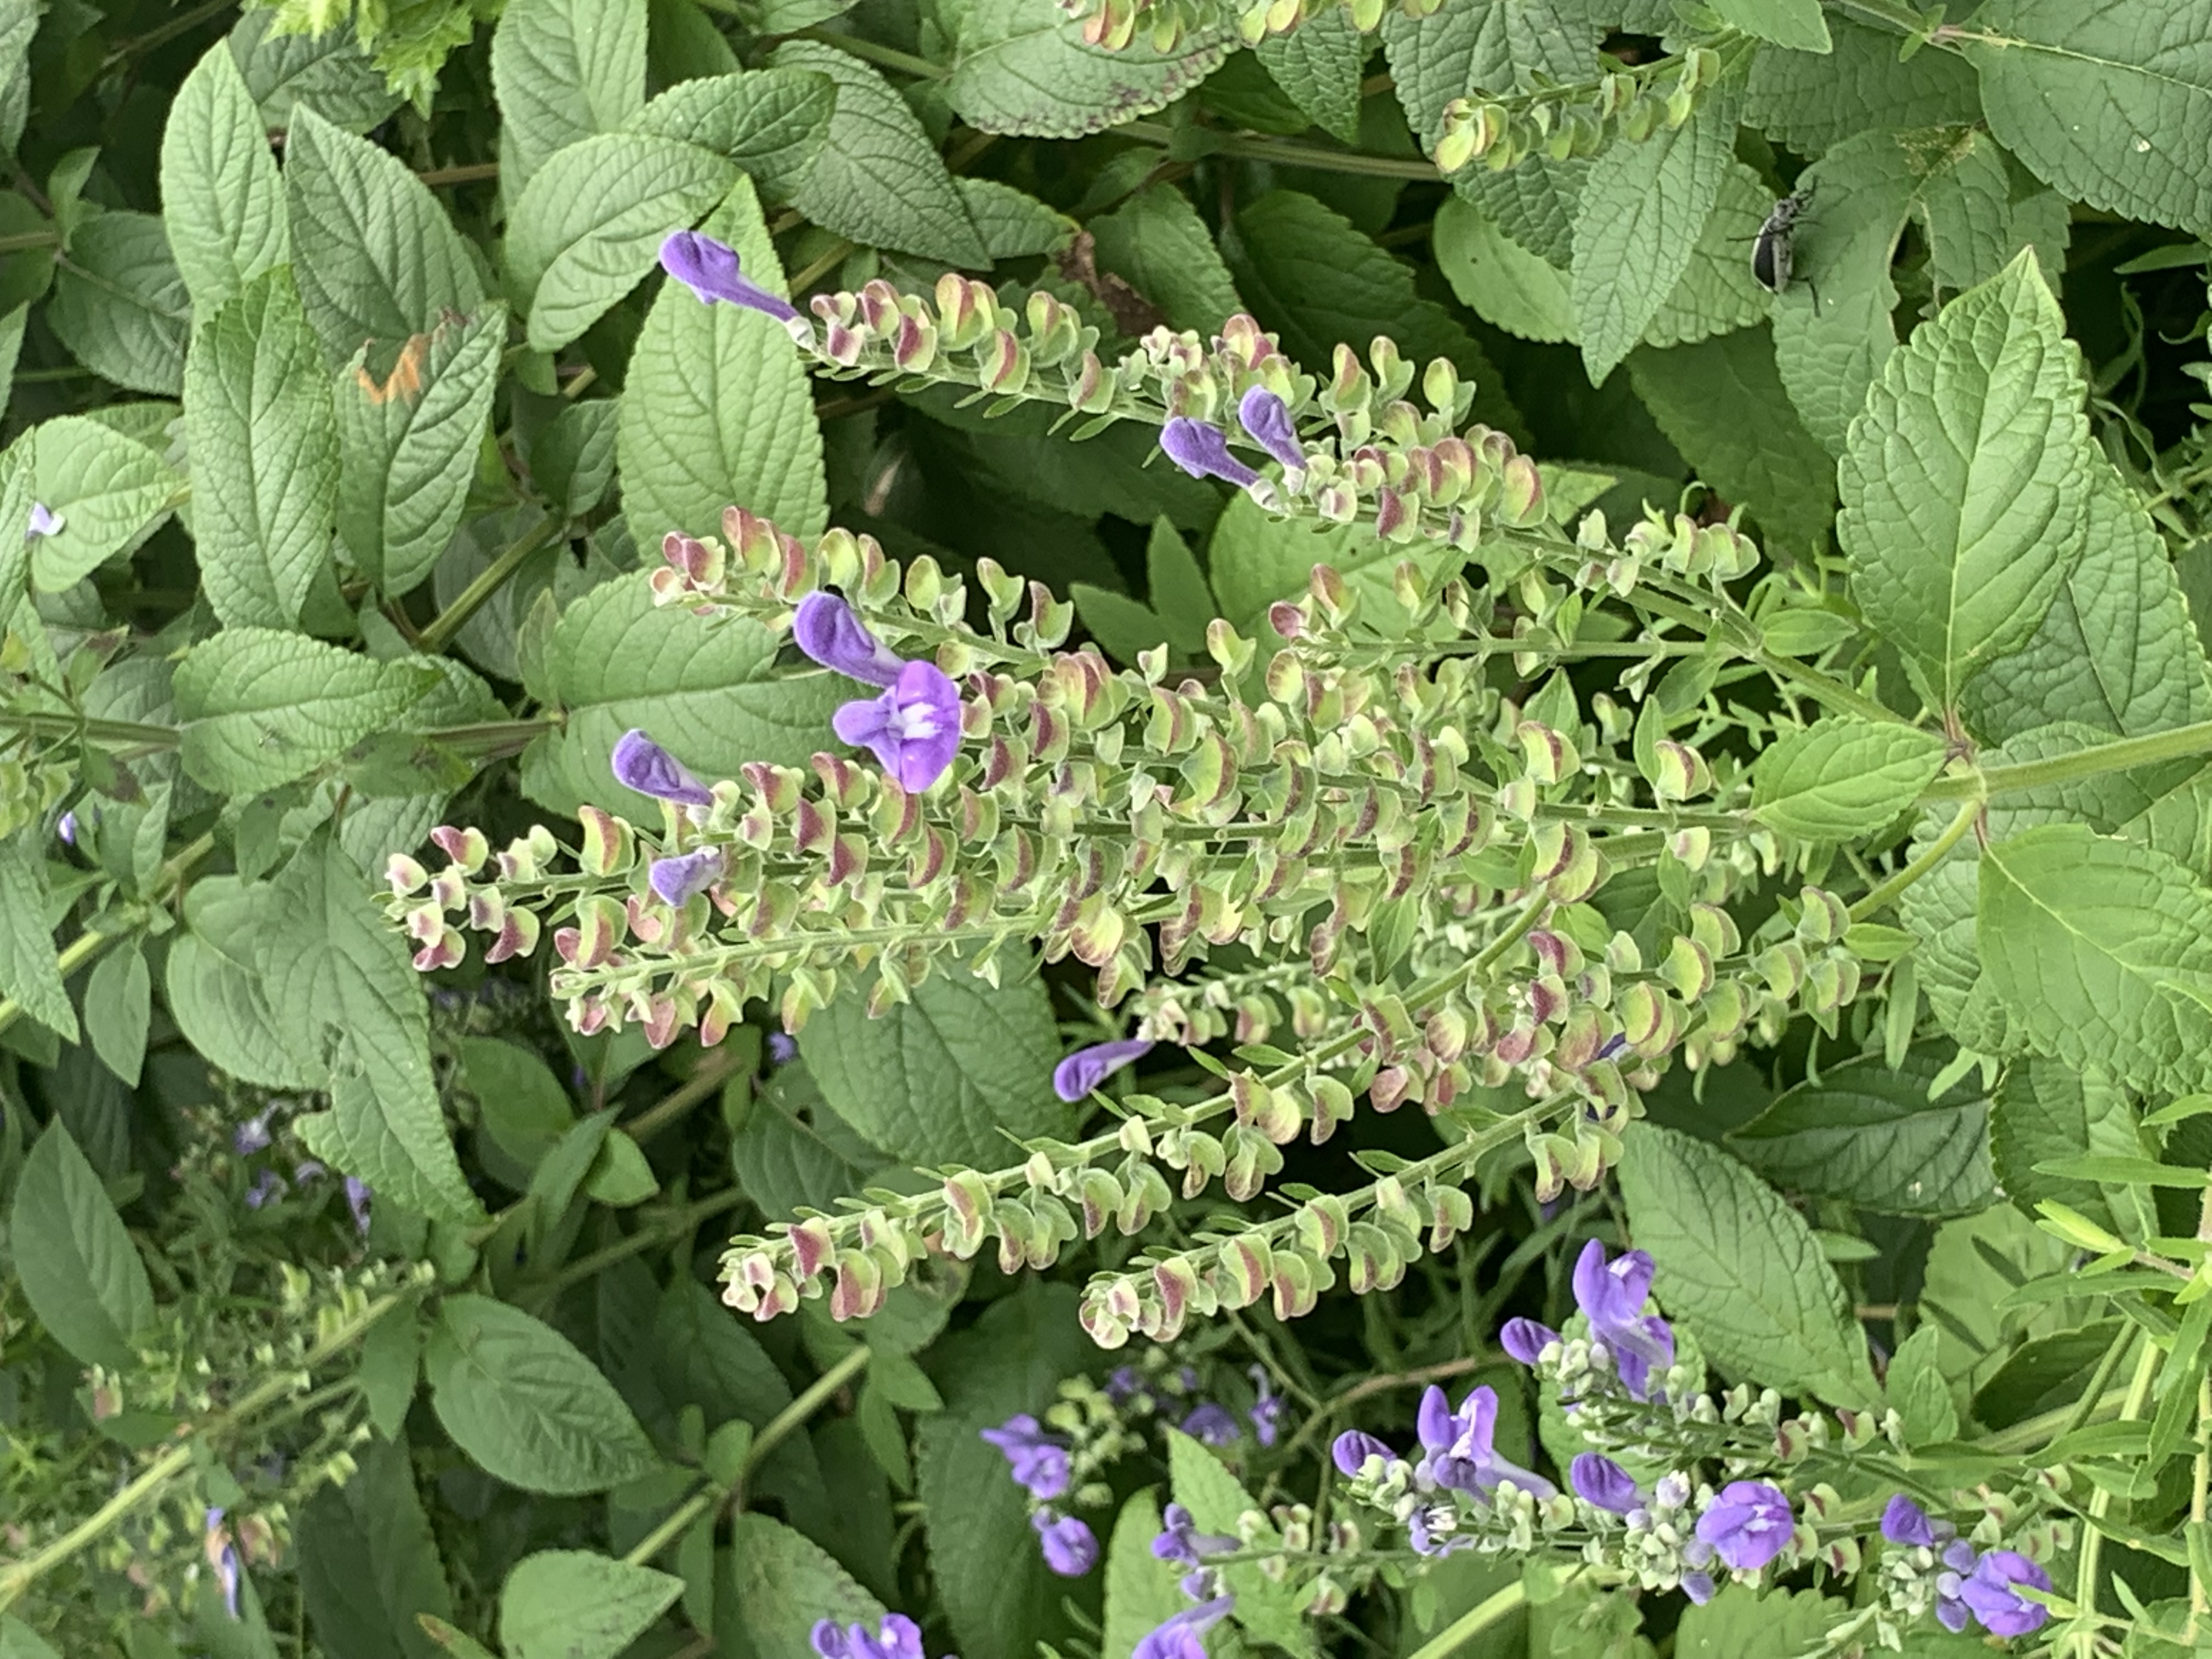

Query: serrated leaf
[165,877,319,1089]
[1750,716,1945,839]
[730,1063,893,1221]
[83,941,150,1087]
[175,628,432,795]
[1728,1046,1994,1216]
[1209,488,1453,639]
[1838,252,2089,712]
[499,1551,681,1659]
[1071,582,1172,665]
[1434,194,1574,343]
[1617,1121,1878,1408]
[1087,184,1243,335]
[337,305,505,599]
[1743,15,1981,156]
[1920,1201,2075,1391]
[1166,1428,1318,1658]
[800,960,1076,1166]
[509,133,738,352]
[490,0,647,199]
[1381,0,1593,148]
[1101,1492,1186,1659]
[1627,324,1835,551]
[629,68,837,206]
[283,106,485,366]
[961,178,1074,259]
[1978,822,2212,1098]
[617,172,825,550]
[259,837,479,1222]
[0,837,67,1044]
[1256,9,1365,143]
[719,1514,887,1659]
[8,1119,155,1369]
[1886,1324,1957,1446]
[296,1435,453,1659]
[1146,518,1213,653]
[161,43,290,314]
[773,42,989,267]
[945,0,1229,139]
[1964,0,2212,238]
[1963,454,2212,743]
[1571,79,1740,383]
[0,0,34,156]
[48,213,191,396]
[1993,1058,2156,1241]
[1708,0,1827,51]
[1452,154,1585,268]
[22,414,184,592]
[184,267,341,629]
[1639,160,1775,351]
[230,8,403,133]
[428,1295,661,1494]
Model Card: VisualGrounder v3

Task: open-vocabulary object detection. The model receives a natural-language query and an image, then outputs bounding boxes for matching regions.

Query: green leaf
[1964,0,2212,238]
[184,268,342,630]
[528,398,618,517]
[1639,160,1776,352]
[1434,194,1574,343]
[0,0,35,155]
[165,877,319,1088]
[730,1063,893,1221]
[229,8,403,133]
[1255,9,1365,144]
[509,132,738,352]
[944,0,1230,139]
[22,414,184,592]
[1627,325,1835,552]
[83,941,150,1087]
[1673,1585,1846,1659]
[961,179,1075,260]
[490,0,648,199]
[1708,0,1826,51]
[359,1308,421,1441]
[337,305,505,599]
[48,213,191,396]
[1749,716,1945,840]
[772,43,989,267]
[0,1618,62,1659]
[916,1283,1094,1659]
[1920,1201,2075,1392]
[1993,1057,2156,1240]
[296,1435,453,1659]
[628,68,837,207]
[1962,453,2212,743]
[1101,1492,1186,1659]
[175,629,433,795]
[1452,154,1585,268]
[1743,15,1981,156]
[1978,823,2212,1097]
[0,834,74,1043]
[1886,1324,1959,1446]
[1570,79,1740,383]
[1838,251,2089,712]
[282,106,485,366]
[258,838,479,1222]
[1616,1121,1877,1407]
[800,959,1076,1166]
[427,1294,661,1494]
[1380,0,1593,148]
[1085,184,1243,336]
[498,1551,682,1659]
[718,1514,886,1659]
[617,175,826,554]
[9,1119,156,1369]
[1070,583,1172,664]
[460,1034,575,1179]
[1209,488,1454,639]
[1728,1046,1995,1216]
[161,43,290,314]
[1166,1429,1317,1658]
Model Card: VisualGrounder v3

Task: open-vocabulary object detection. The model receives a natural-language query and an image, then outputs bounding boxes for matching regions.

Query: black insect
[1752,186,1819,314]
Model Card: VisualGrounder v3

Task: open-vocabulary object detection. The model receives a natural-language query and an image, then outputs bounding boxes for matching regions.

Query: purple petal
[1236,388,1306,472]
[1695,1480,1793,1572]
[1132,1596,1233,1659]
[659,229,800,323]
[1035,1513,1098,1576]
[612,728,715,806]
[831,661,962,791]
[1569,1453,1640,1515]
[810,1622,851,1659]
[1415,1385,1454,1454]
[24,501,60,540]
[1881,1493,1937,1547]
[1160,417,1262,489]
[648,847,723,906]
[1679,1571,1715,1605]
[794,591,903,687]
[1499,1317,1559,1365]
[1960,1550,2050,1638]
[1052,1037,1153,1101]
[1180,1402,1240,1446]
[344,1176,373,1235]
[1331,1429,1393,1476]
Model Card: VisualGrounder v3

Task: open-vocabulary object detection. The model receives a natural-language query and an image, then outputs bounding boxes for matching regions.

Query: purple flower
[344,1176,373,1237]
[1331,1430,1394,1476]
[1933,1539,1978,1633]
[1132,1596,1233,1659]
[1694,1481,1793,1572]
[1160,417,1261,490]
[1881,1494,1950,1549]
[832,660,962,791]
[612,728,715,807]
[1679,1571,1715,1604]
[1152,1503,1236,1567]
[245,1169,287,1210]
[768,1032,798,1065]
[234,1108,275,1155]
[811,1614,925,1659]
[202,1508,242,1618]
[1407,1502,1470,1558]
[1236,388,1306,473]
[1568,1454,1640,1515]
[1414,1384,1556,1498]
[661,230,800,324]
[980,1414,1070,1502]
[795,592,903,688]
[1499,1318,1559,1365]
[25,502,61,540]
[1034,1512,1098,1576]
[1960,1550,2051,1638]
[1106,1365,1148,1404]
[648,847,723,906]
[1246,1367,1282,1447]
[1052,1037,1153,1102]
[1572,1239,1675,1400]
[1180,1402,1241,1446]
[55,810,76,845]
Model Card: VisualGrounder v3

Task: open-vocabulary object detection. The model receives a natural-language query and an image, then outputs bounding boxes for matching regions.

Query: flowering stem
[521,1188,748,1306]
[1402,1576,1543,1659]
[1117,121,1442,182]
[417,513,563,656]
[2077,1339,2164,1618]
[0,831,215,1038]
[1848,797,1982,922]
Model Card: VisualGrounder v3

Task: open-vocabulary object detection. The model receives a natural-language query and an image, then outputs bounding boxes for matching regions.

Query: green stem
[523,1188,748,1305]
[420,162,499,188]
[104,0,235,64]
[1403,1578,1540,1659]
[1117,120,1442,181]
[796,29,946,80]
[1923,716,2212,801]
[0,832,215,1037]
[0,229,58,255]
[2077,1340,2164,1619]
[417,515,563,655]
[0,710,183,748]
[625,1052,745,1145]
[1849,796,1982,921]
[1977,1384,2135,1457]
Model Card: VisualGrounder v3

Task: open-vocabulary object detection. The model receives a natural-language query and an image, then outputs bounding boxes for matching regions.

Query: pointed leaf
[161,42,289,313]
[9,1119,156,1369]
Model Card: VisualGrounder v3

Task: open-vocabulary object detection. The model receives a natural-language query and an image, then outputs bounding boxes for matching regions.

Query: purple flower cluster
[1158,390,1307,490]
[980,1413,1096,1578]
[1883,1496,2052,1638]
[1328,1380,1555,1557]
[811,1614,926,1659]
[1132,1596,1233,1659]
[797,592,962,792]
[1499,1239,1674,1401]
